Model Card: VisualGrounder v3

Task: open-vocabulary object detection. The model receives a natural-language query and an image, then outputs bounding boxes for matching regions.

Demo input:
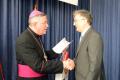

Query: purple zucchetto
[29,9,43,19]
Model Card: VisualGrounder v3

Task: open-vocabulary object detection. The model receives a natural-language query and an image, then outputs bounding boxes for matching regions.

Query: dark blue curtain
[91,0,120,80]
[0,0,89,80]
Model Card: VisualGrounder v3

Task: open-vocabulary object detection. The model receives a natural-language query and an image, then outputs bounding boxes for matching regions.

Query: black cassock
[16,28,63,80]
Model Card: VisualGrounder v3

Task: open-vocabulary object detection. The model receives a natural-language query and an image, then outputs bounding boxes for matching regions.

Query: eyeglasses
[73,18,86,25]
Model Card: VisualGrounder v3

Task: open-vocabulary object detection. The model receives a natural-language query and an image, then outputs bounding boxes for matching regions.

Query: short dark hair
[73,9,93,25]
[39,12,46,17]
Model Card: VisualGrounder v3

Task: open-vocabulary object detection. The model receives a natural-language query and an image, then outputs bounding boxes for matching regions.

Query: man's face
[36,16,48,35]
[73,14,86,32]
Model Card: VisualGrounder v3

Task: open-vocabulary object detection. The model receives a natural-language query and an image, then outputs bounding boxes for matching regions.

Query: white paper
[52,38,71,54]
[55,73,64,80]
[59,0,78,6]
[55,71,68,80]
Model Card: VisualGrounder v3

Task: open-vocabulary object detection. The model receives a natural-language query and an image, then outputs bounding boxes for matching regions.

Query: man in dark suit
[73,10,105,80]
[16,9,75,80]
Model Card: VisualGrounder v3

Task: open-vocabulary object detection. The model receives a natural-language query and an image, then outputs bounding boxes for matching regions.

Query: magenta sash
[18,64,45,78]
[0,64,4,80]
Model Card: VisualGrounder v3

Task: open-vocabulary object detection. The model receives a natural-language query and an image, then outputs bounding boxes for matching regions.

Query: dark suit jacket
[75,27,105,80]
[16,28,63,80]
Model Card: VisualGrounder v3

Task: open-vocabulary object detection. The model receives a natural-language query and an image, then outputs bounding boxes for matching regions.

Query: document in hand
[52,38,71,54]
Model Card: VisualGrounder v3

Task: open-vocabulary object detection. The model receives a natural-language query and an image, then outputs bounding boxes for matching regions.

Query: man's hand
[63,58,75,70]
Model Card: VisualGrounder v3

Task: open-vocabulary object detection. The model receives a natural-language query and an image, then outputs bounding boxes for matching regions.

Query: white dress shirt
[79,27,90,42]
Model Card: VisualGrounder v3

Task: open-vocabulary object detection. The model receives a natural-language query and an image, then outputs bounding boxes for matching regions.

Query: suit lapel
[75,27,93,58]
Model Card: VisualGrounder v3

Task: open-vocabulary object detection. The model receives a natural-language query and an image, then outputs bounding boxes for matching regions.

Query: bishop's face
[36,16,48,35]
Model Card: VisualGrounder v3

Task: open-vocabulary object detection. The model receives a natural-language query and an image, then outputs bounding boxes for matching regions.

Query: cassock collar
[28,27,42,39]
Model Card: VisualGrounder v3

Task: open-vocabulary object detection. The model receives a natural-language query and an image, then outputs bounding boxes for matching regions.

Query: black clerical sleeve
[16,40,63,74]
[45,50,60,60]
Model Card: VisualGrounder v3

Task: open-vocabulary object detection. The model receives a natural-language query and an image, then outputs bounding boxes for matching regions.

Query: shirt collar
[81,27,91,37]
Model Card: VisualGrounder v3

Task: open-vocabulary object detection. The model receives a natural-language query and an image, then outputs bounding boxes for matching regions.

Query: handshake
[63,58,75,70]
[62,50,75,71]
